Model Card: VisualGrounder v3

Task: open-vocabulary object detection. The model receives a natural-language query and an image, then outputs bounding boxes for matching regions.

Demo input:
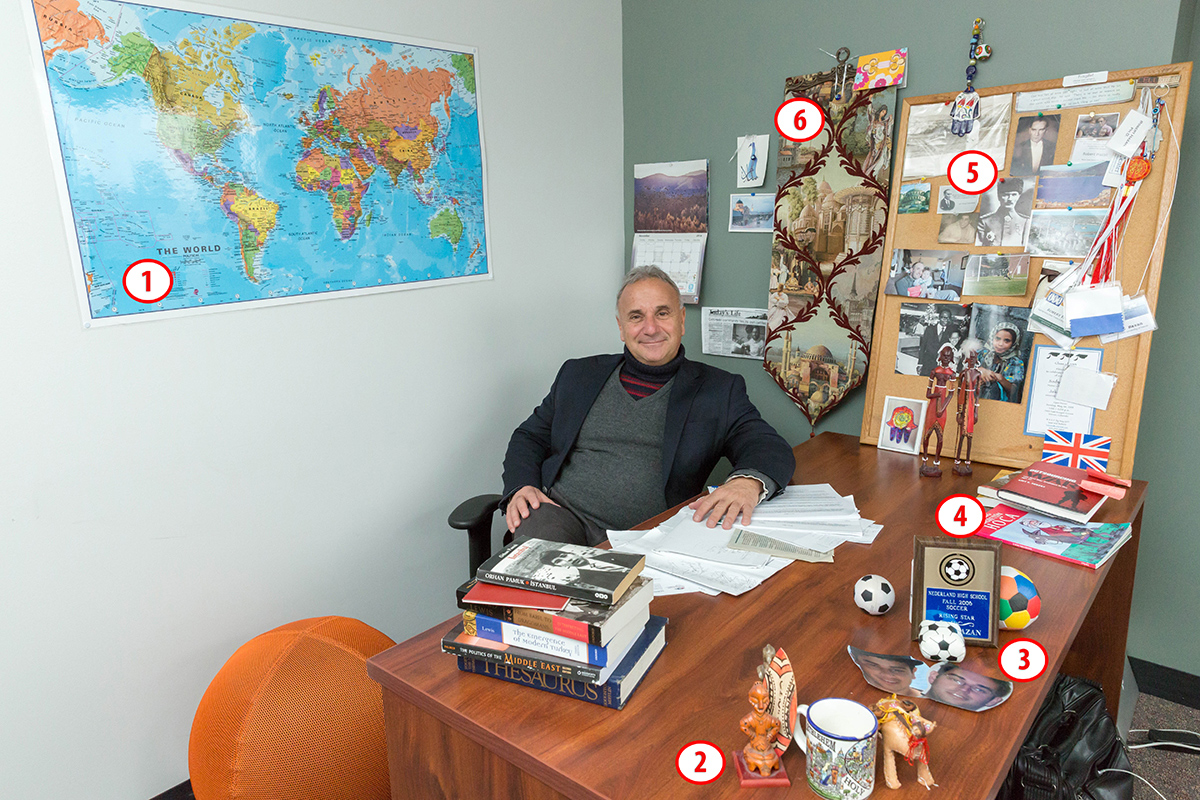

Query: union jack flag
[1042,430,1111,471]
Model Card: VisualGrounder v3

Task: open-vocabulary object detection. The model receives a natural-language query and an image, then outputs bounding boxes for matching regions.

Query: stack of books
[443,536,667,709]
[976,469,1017,508]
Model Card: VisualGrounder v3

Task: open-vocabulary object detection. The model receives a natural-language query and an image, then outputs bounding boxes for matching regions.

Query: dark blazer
[502,354,795,509]
[1010,138,1055,175]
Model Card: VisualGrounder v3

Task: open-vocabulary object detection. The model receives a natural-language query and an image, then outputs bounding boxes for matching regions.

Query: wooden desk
[368,432,1146,799]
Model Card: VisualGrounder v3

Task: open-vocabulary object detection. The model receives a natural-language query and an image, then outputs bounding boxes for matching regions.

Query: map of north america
[32,0,488,321]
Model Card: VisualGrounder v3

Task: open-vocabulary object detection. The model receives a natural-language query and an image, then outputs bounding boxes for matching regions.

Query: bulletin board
[859,63,1191,478]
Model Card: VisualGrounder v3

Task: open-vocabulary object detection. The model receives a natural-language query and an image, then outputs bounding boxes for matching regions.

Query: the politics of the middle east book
[475,536,645,605]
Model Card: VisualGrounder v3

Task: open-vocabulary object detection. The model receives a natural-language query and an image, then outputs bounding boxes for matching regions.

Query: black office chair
[448,493,503,578]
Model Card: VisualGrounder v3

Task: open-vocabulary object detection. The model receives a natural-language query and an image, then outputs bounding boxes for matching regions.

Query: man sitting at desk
[502,265,795,546]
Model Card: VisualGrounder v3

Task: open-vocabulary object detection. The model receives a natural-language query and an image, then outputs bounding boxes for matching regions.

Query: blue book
[456,616,666,709]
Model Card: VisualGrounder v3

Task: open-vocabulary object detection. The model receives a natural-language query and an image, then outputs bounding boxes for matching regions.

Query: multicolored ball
[999,566,1041,629]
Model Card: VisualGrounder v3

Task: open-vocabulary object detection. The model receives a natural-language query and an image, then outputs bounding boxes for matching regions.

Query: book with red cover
[462,580,569,611]
[996,460,1107,523]
[977,504,1131,569]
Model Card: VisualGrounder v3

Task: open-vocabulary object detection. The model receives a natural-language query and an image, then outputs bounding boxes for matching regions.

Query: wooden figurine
[953,350,981,476]
[872,695,937,790]
[733,658,791,786]
[920,344,957,478]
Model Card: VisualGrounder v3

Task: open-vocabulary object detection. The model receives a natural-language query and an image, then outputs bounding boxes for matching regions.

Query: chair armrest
[448,494,502,531]
[448,494,502,578]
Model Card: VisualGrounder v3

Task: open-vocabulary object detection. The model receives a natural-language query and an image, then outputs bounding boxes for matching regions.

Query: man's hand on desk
[505,485,559,533]
[688,476,762,529]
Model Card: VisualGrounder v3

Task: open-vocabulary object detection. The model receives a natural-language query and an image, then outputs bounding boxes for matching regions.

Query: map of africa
[29,0,489,323]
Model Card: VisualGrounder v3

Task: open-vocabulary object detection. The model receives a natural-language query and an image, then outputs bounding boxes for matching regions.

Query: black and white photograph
[895,302,971,377]
[886,250,966,300]
[1009,114,1060,176]
[936,185,980,214]
[902,94,1013,178]
[975,177,1035,248]
[1027,208,1106,257]
[969,304,1034,404]
[938,212,980,245]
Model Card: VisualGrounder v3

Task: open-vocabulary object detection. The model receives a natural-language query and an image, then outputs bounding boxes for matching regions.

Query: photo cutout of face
[1010,114,1060,176]
[924,662,1014,712]
[848,646,925,697]
[976,177,1035,248]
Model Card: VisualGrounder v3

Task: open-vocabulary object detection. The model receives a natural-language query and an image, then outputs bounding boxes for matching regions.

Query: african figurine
[953,350,981,475]
[920,344,957,478]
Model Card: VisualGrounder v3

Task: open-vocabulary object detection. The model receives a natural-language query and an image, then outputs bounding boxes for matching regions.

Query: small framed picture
[911,536,1002,648]
[877,396,928,455]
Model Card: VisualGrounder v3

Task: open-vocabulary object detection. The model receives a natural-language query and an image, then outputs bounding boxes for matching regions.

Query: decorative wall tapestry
[765,51,899,428]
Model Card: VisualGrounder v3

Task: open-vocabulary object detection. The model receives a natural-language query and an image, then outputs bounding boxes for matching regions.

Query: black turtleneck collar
[622,344,686,383]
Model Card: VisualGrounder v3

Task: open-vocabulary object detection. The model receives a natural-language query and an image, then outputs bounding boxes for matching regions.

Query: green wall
[623,0,1199,676]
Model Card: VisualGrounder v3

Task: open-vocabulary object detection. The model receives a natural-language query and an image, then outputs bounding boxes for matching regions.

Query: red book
[996,460,1107,523]
[462,580,569,611]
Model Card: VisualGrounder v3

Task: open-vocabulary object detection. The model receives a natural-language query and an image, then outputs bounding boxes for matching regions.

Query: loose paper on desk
[1024,345,1103,436]
[1056,365,1118,411]
[641,565,719,597]
[1099,294,1158,343]
[727,529,835,563]
[653,509,773,567]
[750,484,860,521]
[608,526,789,596]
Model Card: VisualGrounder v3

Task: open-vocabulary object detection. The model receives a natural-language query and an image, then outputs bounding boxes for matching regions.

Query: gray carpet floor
[1128,693,1200,800]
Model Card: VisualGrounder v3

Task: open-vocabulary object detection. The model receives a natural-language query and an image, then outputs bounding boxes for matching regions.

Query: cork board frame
[860,63,1191,478]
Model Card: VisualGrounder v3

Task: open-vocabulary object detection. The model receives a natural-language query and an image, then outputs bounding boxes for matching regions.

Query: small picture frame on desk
[911,536,1001,648]
[877,396,928,456]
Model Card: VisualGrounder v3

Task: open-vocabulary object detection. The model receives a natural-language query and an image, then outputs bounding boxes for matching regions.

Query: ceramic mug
[795,697,878,800]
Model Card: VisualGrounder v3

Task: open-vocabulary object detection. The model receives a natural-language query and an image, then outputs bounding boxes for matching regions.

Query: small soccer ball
[854,574,895,615]
[943,557,972,583]
[918,619,966,663]
[999,566,1041,630]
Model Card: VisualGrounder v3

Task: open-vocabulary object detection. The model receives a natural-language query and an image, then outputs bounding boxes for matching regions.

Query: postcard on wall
[1027,209,1106,257]
[735,135,769,188]
[902,94,1012,178]
[962,254,1030,297]
[634,160,708,232]
[1071,112,1121,162]
[936,186,980,214]
[728,193,774,232]
[1023,345,1103,436]
[1034,162,1113,209]
[899,183,931,214]
[854,48,907,90]
[630,233,707,304]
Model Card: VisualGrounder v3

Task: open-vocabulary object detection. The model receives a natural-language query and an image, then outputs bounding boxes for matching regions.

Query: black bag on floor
[997,674,1133,800]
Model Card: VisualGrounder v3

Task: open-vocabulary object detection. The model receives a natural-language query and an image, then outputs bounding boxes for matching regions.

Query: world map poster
[26,0,490,325]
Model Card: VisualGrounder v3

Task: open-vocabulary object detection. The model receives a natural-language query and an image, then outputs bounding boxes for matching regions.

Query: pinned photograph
[938,212,980,245]
[736,134,770,188]
[976,177,1035,248]
[729,193,774,232]
[899,183,931,214]
[903,94,1012,178]
[936,186,979,214]
[1009,114,1060,176]
[895,302,971,377]
[886,250,966,300]
[1071,112,1121,162]
[634,159,708,232]
[1034,162,1113,209]
[877,396,928,455]
[970,304,1033,404]
[962,254,1031,297]
[1027,209,1106,257]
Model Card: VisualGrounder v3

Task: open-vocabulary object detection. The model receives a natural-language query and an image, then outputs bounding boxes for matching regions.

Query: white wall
[0,1,625,797]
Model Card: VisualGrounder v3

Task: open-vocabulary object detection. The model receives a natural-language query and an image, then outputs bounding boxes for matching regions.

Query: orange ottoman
[189,616,395,800]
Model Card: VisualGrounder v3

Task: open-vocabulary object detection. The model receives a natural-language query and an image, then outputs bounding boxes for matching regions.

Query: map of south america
[30,0,489,322]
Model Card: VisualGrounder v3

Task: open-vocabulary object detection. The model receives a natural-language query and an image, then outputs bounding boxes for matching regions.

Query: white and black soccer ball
[853,574,895,616]
[942,557,973,584]
[918,619,966,663]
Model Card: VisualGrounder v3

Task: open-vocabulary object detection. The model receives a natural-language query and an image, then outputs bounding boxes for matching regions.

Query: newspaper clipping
[702,307,767,359]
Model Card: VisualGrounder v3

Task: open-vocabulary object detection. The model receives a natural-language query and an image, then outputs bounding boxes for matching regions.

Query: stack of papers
[608,484,881,597]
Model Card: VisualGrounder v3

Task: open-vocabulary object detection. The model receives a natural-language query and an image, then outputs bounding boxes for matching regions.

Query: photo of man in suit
[1009,115,1059,176]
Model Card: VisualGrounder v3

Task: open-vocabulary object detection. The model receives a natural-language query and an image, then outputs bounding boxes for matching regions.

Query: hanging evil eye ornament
[950,18,992,136]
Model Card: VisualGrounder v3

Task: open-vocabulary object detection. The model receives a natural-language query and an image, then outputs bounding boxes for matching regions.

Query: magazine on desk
[976,504,1131,569]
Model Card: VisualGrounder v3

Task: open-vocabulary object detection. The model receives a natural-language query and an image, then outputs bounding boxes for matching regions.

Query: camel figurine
[872,694,937,790]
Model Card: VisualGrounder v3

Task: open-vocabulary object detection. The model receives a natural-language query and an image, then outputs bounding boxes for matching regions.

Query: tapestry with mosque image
[765,68,898,429]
